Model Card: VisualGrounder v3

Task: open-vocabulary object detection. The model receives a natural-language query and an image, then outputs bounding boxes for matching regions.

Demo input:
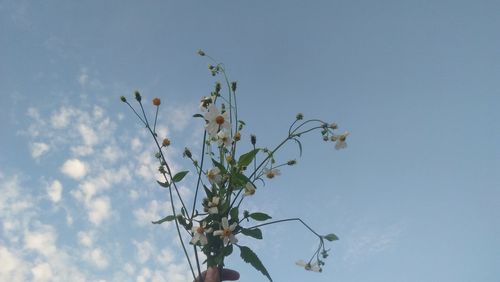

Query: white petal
[221,217,229,229]
[229,222,237,231]
[213,230,223,236]
[229,235,238,244]
[295,260,307,267]
[199,235,208,245]
[208,207,218,214]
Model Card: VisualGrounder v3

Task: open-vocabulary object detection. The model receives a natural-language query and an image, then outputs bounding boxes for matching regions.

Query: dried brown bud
[153,97,161,106]
[162,138,171,147]
[250,134,256,145]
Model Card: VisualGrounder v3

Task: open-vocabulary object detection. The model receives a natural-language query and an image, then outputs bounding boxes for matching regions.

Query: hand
[194,267,240,282]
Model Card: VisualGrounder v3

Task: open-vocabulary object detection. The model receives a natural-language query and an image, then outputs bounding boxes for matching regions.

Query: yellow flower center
[223,229,232,237]
[196,226,205,234]
[215,115,225,125]
[266,171,275,179]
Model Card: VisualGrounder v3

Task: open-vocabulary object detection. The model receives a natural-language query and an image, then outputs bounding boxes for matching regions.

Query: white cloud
[78,124,98,146]
[50,107,74,129]
[133,240,154,264]
[0,246,27,282]
[47,180,62,203]
[343,223,403,264]
[30,142,50,159]
[77,231,94,247]
[133,200,171,227]
[31,262,53,282]
[60,158,87,179]
[131,138,142,152]
[88,196,111,225]
[78,70,89,87]
[83,248,109,269]
[24,226,57,257]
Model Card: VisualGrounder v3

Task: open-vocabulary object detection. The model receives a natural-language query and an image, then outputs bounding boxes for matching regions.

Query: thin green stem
[153,105,159,134]
[246,217,322,238]
[191,130,208,218]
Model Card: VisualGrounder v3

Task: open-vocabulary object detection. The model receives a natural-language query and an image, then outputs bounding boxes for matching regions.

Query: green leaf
[238,149,259,168]
[156,180,169,188]
[238,245,273,281]
[231,172,250,189]
[212,158,227,174]
[193,113,204,118]
[323,233,339,241]
[223,244,233,257]
[241,228,263,239]
[230,207,239,221]
[249,212,272,221]
[172,171,189,182]
[152,215,175,224]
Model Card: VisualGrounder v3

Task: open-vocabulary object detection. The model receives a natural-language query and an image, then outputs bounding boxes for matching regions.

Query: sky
[1,0,499,281]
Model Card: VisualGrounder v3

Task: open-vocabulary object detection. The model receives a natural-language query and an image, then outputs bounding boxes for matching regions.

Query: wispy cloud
[342,222,403,265]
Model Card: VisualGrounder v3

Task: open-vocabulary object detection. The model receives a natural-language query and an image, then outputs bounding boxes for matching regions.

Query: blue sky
[1,1,499,281]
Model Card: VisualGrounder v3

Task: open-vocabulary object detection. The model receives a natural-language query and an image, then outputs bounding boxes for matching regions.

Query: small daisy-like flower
[217,130,232,148]
[152,97,161,106]
[243,182,256,196]
[206,196,221,214]
[295,260,322,272]
[264,168,281,179]
[207,167,222,185]
[191,222,213,246]
[213,217,238,245]
[331,131,349,150]
[204,105,231,137]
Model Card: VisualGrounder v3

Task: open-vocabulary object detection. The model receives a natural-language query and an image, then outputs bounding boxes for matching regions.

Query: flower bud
[250,134,256,145]
[215,81,221,93]
[120,96,127,102]
[287,160,297,166]
[162,138,171,147]
[155,152,161,159]
[183,147,192,158]
[296,113,304,120]
[197,49,206,56]
[153,97,161,106]
[323,136,329,141]
[231,81,237,92]
[329,123,338,129]
[234,131,241,141]
[135,91,142,102]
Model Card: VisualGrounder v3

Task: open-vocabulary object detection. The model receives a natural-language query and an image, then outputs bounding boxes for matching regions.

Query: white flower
[207,167,222,185]
[243,182,256,196]
[213,217,238,245]
[263,168,281,179]
[332,131,349,150]
[204,105,231,137]
[295,260,322,272]
[217,130,232,148]
[206,196,221,214]
[191,222,213,246]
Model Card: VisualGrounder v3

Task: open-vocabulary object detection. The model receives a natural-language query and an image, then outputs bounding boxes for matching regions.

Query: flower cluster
[121,51,347,281]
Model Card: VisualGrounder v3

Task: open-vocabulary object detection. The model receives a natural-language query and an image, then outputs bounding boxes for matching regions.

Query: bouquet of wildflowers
[121,50,348,281]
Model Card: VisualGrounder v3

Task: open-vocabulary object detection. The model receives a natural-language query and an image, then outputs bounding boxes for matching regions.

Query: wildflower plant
[121,51,348,281]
